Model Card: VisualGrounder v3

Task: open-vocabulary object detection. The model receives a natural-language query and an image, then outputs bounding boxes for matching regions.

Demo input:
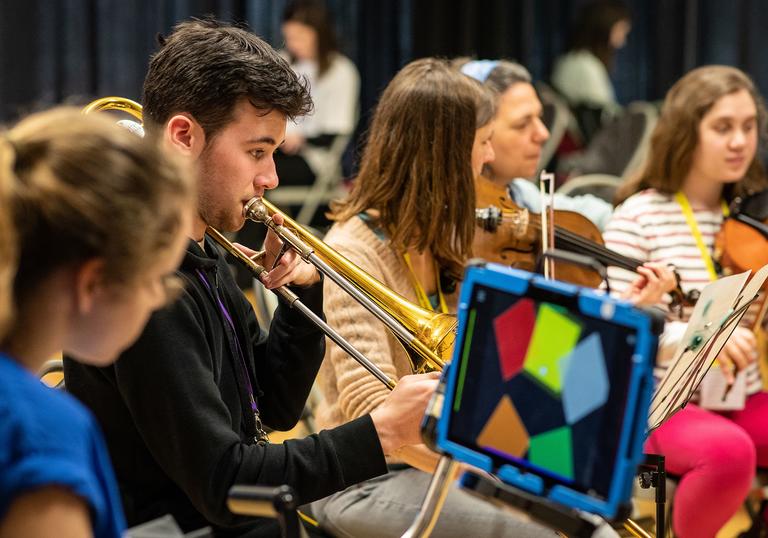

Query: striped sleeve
[603,193,654,298]
[604,189,763,395]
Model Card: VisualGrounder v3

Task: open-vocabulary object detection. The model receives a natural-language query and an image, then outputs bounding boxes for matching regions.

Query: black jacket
[64,238,387,536]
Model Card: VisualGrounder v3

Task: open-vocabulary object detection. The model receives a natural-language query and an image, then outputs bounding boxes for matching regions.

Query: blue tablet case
[432,262,660,519]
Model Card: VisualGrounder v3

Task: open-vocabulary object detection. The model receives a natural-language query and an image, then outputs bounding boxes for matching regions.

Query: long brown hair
[615,65,768,205]
[330,58,488,280]
[1,108,195,308]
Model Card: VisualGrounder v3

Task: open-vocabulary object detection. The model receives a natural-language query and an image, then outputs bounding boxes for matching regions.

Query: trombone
[85,96,654,538]
[214,196,455,382]
[242,197,454,374]
[82,97,456,391]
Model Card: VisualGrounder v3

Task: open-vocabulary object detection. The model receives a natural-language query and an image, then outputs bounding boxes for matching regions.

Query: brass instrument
[244,198,454,374]
[82,96,143,121]
[205,227,396,389]
[82,96,453,388]
[84,96,655,538]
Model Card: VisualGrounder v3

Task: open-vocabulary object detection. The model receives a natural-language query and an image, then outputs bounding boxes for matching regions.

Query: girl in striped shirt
[605,65,768,538]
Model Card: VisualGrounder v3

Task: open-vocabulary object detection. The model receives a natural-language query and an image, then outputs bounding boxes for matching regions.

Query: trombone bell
[244,197,456,374]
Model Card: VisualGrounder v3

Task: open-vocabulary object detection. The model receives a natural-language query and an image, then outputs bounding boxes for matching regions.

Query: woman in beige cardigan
[310,57,556,538]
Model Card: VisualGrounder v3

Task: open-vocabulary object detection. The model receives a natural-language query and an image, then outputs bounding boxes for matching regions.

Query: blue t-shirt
[0,354,125,537]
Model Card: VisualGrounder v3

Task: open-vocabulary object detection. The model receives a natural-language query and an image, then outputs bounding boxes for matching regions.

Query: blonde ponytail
[7,107,195,305]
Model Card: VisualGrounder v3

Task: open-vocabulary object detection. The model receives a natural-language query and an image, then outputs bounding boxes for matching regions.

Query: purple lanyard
[195,268,258,414]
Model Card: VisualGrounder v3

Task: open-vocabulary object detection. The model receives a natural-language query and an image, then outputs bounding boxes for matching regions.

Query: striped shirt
[604,188,762,394]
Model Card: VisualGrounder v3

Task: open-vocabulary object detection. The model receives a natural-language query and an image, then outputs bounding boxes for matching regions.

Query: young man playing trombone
[64,19,438,536]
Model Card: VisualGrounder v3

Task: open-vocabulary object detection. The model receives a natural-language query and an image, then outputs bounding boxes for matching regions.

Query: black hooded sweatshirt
[64,238,387,536]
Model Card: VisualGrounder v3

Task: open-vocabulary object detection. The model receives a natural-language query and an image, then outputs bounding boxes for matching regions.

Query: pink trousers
[645,391,768,537]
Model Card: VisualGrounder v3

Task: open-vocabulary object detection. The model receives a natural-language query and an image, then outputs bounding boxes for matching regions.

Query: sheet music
[648,266,768,431]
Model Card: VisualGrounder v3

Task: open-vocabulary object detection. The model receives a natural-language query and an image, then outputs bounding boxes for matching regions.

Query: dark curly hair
[143,18,313,139]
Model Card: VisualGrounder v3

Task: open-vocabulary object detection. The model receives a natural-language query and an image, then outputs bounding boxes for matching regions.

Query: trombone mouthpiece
[244,198,269,223]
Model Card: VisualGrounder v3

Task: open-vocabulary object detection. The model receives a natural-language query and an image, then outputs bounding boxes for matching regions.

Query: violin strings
[501,216,642,271]
[557,231,641,271]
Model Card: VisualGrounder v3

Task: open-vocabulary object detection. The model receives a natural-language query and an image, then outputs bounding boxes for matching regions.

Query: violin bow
[539,170,556,280]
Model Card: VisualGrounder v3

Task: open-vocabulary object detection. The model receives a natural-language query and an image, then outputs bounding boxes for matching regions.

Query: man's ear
[73,259,107,314]
[165,114,206,159]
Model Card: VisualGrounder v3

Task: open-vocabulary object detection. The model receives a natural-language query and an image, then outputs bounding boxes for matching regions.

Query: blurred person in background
[277,0,359,189]
[552,0,631,113]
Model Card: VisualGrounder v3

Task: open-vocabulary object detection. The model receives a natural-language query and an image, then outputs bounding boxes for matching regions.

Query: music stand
[648,265,768,431]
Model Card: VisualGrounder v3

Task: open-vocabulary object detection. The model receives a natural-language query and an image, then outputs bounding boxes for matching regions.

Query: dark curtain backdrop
[2,0,767,132]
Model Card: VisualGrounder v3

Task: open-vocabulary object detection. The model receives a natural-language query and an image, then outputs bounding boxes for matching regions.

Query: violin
[473,175,600,286]
[714,189,768,388]
[473,175,689,307]
[715,189,768,281]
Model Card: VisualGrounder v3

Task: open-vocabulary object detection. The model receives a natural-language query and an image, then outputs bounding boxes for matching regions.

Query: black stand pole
[638,454,666,537]
[228,485,305,538]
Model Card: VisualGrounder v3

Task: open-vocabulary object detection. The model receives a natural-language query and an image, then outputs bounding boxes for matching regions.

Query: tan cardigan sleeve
[322,232,413,422]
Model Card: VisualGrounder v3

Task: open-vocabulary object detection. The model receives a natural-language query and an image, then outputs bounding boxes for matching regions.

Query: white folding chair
[556,173,623,203]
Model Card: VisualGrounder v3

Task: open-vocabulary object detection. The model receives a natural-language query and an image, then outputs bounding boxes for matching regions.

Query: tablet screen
[447,283,637,500]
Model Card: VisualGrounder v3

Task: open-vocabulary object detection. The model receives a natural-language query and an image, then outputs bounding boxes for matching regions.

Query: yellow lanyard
[402,252,448,314]
[674,192,729,281]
